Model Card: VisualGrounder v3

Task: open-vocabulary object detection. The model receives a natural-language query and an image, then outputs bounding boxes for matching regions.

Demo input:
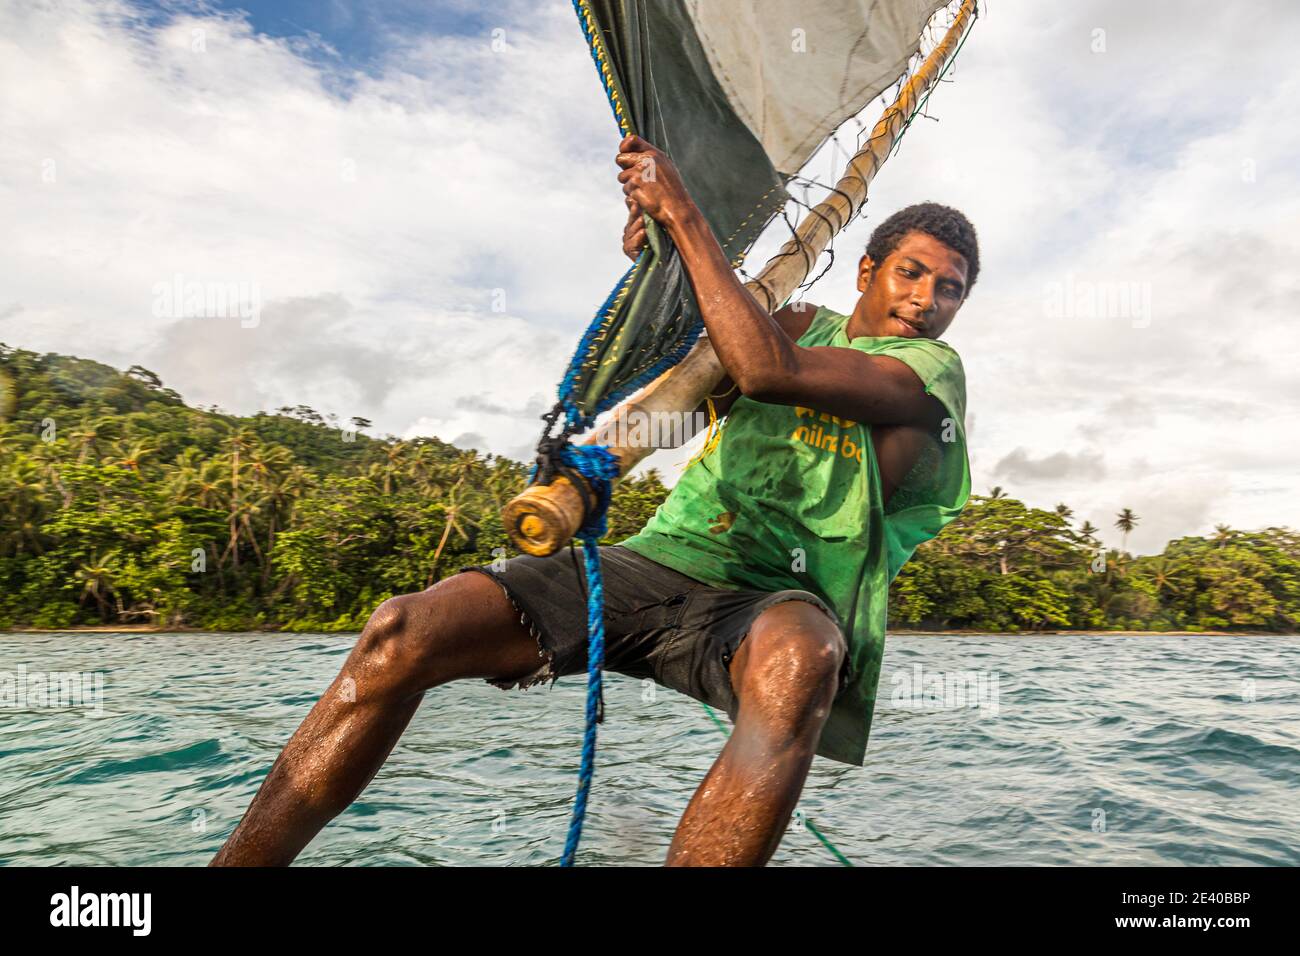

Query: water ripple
[0,631,1295,865]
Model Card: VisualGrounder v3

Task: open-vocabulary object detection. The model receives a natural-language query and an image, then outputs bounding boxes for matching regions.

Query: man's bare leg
[211,571,545,866]
[665,601,845,866]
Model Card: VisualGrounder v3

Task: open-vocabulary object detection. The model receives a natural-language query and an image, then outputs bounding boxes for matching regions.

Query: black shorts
[455,544,851,720]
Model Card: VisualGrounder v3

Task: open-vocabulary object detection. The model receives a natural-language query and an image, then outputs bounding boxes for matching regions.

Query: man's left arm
[618,134,942,430]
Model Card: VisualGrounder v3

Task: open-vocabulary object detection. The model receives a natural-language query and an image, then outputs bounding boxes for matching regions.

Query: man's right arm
[621,204,817,429]
[689,303,817,420]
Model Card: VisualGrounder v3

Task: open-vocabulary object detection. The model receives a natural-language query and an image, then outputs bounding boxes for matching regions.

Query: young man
[212,134,975,867]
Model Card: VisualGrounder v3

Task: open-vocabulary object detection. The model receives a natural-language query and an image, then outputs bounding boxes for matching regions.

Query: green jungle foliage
[1,344,1295,633]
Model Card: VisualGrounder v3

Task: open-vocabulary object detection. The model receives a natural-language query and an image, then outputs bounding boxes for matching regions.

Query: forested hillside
[1,344,1295,633]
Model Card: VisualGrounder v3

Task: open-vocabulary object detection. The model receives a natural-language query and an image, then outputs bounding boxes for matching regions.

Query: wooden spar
[503,0,978,556]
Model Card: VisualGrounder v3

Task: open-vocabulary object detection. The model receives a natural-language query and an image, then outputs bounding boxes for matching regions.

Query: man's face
[855,230,969,339]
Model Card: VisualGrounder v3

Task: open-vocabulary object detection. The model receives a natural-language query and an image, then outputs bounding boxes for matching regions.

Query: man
[212,134,975,867]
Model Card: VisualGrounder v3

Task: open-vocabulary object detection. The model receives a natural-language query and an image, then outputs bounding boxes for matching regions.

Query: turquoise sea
[0,632,1296,866]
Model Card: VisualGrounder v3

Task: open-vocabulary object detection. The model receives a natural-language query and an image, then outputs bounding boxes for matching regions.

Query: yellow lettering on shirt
[794,405,857,428]
[791,410,864,462]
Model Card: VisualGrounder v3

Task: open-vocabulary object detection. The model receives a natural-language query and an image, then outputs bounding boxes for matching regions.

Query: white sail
[684,0,947,173]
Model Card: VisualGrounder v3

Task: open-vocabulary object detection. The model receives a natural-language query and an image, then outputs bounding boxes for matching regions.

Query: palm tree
[1114,508,1139,554]
[1078,520,1100,546]
[483,459,525,510]
[446,449,482,491]
[988,485,1007,499]
[406,444,443,496]
[76,552,120,622]
[233,442,291,572]
[1054,503,1074,521]
[260,464,313,563]
[223,427,256,570]
[69,415,121,463]
[24,440,72,507]
[245,443,292,492]
[168,453,229,510]
[105,438,155,477]
[1213,523,1235,548]
[428,487,480,586]
[0,460,49,557]
[1141,556,1173,596]
[1110,548,1130,578]
[381,441,411,495]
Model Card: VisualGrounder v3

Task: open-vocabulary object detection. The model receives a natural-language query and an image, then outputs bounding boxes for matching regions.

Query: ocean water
[0,631,1296,866]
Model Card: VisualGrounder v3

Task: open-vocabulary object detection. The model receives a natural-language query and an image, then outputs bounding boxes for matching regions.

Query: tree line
[1,344,1295,633]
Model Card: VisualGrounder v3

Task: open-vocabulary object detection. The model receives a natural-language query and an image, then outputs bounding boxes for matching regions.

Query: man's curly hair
[864,202,980,294]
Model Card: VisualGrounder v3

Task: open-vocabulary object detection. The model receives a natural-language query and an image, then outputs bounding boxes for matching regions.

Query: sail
[559,0,947,424]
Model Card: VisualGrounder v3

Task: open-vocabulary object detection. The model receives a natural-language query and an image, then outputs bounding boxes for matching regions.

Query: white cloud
[2,0,1296,554]
[1,0,618,452]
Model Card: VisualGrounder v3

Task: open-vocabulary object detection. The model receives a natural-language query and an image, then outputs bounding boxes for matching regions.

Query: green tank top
[619,305,971,765]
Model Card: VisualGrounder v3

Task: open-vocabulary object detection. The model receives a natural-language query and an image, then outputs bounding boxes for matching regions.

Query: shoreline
[3,626,1290,637]
[887,628,1254,637]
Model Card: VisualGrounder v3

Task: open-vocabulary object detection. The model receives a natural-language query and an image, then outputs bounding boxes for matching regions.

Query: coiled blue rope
[525,438,621,866]
[524,443,619,867]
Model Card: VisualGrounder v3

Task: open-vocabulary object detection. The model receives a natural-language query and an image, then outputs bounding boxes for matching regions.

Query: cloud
[147,293,397,414]
[454,392,552,420]
[449,431,487,452]
[3,0,1298,553]
[0,0,615,455]
[993,447,1106,483]
[1077,475,1220,557]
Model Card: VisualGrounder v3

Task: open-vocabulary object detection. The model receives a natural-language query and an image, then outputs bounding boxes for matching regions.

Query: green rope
[805,817,855,867]
[698,701,854,866]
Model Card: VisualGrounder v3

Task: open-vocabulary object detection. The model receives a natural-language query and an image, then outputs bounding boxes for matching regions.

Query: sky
[2,0,1297,555]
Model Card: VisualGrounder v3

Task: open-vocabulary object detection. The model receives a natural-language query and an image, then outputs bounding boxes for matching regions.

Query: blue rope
[530,0,650,868]
[544,0,701,866]
[527,441,619,867]
[560,536,605,866]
